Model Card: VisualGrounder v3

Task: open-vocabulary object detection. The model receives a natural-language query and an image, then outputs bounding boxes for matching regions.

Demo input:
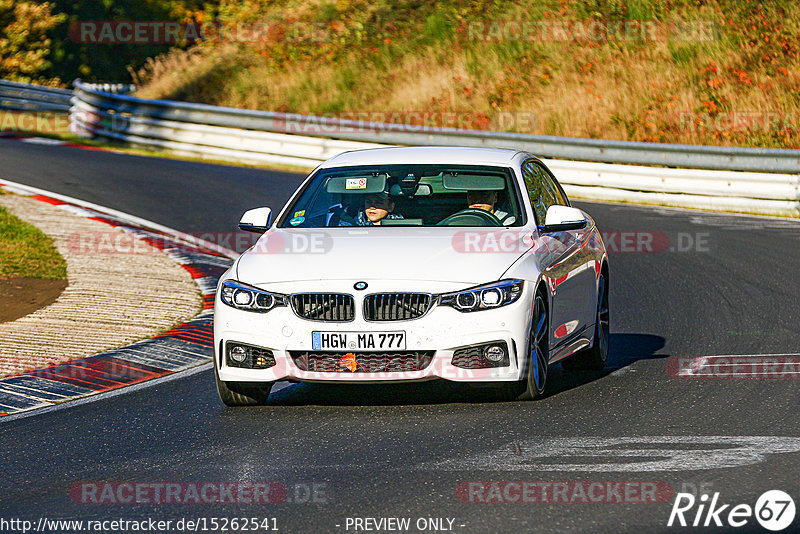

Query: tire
[562,272,609,371]
[214,364,273,406]
[517,292,550,400]
[492,291,549,401]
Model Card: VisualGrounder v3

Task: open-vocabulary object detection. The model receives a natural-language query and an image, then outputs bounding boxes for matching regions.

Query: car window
[522,160,557,225]
[278,164,525,228]
[536,162,569,206]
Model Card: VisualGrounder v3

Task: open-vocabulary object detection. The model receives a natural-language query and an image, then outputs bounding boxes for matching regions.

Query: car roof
[319,146,528,168]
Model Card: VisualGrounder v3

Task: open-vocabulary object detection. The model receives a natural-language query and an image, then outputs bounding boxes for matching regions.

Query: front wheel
[493,292,550,401]
[518,293,550,400]
[214,365,273,406]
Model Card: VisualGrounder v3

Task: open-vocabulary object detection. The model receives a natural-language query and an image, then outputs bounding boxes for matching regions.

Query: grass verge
[0,198,67,280]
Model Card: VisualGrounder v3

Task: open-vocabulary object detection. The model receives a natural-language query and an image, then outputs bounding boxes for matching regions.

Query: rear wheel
[214,364,273,406]
[563,272,609,371]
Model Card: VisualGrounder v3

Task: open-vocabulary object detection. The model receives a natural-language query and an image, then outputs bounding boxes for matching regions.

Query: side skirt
[548,326,593,365]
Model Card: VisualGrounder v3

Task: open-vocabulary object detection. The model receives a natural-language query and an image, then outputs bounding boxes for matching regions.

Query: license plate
[312,331,406,351]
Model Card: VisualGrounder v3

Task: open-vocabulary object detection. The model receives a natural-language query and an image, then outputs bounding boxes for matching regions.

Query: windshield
[279,164,525,228]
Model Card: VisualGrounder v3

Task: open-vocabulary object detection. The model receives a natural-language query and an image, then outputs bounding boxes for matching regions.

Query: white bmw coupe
[214,147,609,405]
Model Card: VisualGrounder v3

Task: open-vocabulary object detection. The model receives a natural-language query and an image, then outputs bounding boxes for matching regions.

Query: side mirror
[539,205,587,233]
[238,207,272,233]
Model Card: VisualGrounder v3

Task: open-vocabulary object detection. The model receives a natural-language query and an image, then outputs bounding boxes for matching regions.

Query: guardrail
[0,79,772,216]
[0,80,73,112]
[1,80,135,113]
[69,79,800,216]
[71,80,800,173]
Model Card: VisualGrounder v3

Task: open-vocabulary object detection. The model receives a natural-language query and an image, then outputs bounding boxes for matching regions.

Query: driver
[338,191,403,226]
[466,190,516,225]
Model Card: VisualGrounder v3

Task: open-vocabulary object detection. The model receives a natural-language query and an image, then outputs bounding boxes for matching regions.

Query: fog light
[484,345,505,362]
[230,345,247,363]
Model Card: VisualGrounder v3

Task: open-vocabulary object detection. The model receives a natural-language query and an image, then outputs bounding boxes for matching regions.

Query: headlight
[219,280,287,312]
[439,279,524,312]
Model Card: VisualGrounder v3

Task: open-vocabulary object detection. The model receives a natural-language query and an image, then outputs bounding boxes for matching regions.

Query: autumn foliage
[0,0,64,83]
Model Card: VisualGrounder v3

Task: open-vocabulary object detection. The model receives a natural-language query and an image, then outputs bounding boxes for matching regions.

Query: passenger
[466,190,516,225]
[338,192,403,226]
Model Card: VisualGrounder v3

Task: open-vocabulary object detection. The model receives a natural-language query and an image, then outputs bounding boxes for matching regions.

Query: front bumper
[213,281,533,384]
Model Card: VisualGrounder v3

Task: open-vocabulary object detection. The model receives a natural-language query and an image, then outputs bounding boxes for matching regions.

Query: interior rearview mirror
[389,183,433,197]
[540,205,587,233]
[238,207,272,233]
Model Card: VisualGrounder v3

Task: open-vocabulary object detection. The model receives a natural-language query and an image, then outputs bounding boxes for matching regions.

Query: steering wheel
[437,208,503,227]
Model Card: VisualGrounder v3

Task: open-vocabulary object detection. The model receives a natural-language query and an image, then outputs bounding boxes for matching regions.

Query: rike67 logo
[668,490,796,531]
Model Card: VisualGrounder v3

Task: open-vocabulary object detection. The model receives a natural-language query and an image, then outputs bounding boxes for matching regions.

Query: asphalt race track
[2,138,800,533]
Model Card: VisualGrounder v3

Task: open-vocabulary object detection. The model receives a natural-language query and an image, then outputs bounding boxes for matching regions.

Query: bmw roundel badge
[354,281,368,291]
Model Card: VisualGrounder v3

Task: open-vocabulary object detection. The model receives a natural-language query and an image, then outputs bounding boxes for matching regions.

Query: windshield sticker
[289,216,305,226]
[346,177,368,190]
[293,210,306,217]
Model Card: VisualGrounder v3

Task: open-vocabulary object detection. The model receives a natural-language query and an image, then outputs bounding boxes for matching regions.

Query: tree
[0,0,65,83]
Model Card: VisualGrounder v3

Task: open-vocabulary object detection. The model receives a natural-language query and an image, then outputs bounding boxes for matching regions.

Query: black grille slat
[364,293,431,321]
[412,293,421,318]
[291,293,354,322]
[290,351,435,373]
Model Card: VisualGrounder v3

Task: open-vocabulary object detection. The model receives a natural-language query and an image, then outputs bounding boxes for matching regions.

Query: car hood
[235,227,532,285]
